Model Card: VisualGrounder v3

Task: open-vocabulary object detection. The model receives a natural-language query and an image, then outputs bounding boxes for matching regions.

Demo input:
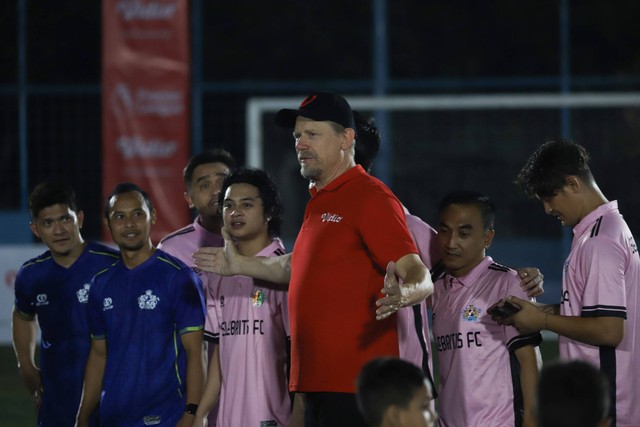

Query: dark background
[1,0,640,253]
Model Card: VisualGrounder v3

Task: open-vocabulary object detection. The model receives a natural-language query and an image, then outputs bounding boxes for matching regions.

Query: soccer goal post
[246,92,640,168]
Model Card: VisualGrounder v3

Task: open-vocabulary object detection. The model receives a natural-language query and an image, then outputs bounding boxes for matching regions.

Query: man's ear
[184,191,194,209]
[382,404,403,426]
[29,222,40,240]
[341,128,356,150]
[484,228,495,249]
[76,210,85,229]
[151,209,157,225]
[103,217,111,234]
[564,175,582,194]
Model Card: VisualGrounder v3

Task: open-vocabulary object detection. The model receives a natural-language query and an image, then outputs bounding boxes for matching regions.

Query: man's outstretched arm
[193,228,291,285]
[376,254,433,320]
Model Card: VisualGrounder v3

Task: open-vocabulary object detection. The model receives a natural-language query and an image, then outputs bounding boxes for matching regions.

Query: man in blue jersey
[75,182,206,427]
[12,182,119,427]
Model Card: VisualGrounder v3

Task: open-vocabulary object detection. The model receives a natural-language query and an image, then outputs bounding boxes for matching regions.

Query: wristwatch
[185,403,198,415]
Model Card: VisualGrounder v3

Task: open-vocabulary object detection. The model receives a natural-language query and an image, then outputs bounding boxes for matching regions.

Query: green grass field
[0,340,559,426]
[0,346,37,426]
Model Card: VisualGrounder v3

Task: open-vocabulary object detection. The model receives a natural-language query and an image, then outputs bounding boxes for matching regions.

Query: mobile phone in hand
[487,300,520,318]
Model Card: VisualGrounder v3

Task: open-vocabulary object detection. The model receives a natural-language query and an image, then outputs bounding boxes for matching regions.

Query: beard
[52,248,73,257]
[117,239,146,252]
[300,163,322,181]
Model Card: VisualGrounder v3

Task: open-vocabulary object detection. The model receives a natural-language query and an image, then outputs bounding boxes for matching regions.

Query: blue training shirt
[88,249,205,426]
[14,241,119,427]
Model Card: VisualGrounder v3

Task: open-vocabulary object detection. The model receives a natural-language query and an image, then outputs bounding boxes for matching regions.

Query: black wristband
[185,403,198,415]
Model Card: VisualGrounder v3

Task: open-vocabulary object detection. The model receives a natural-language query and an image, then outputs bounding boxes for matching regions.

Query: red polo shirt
[289,165,418,393]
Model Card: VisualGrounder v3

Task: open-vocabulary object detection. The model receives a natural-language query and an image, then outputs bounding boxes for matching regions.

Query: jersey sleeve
[357,190,418,271]
[406,213,439,270]
[88,276,106,340]
[579,236,627,318]
[503,274,542,351]
[171,268,206,335]
[204,273,222,343]
[13,267,36,318]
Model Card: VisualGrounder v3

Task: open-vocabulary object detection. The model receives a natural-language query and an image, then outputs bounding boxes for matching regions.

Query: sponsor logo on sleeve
[35,294,49,307]
[143,415,162,426]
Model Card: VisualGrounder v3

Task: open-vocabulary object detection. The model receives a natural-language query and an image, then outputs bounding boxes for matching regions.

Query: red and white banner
[102,0,190,243]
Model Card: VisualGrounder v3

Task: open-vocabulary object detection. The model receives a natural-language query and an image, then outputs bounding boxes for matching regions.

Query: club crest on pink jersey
[251,288,266,307]
[461,304,481,322]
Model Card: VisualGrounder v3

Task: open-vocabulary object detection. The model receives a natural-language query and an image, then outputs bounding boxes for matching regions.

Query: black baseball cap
[274,92,356,131]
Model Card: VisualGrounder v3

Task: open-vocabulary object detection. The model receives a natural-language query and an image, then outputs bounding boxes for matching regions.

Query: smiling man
[507,139,640,427]
[76,183,205,427]
[12,182,119,427]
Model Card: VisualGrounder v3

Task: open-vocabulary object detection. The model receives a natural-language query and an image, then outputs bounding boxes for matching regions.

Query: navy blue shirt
[14,241,119,427]
[88,249,205,426]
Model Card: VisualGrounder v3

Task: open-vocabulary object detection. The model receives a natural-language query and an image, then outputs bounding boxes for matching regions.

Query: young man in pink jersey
[158,149,235,427]
[505,139,640,427]
[192,168,294,427]
[432,191,541,427]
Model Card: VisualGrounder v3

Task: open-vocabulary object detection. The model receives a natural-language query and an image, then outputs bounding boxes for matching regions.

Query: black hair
[183,149,236,187]
[353,110,381,173]
[537,360,610,427]
[104,182,154,219]
[28,182,79,219]
[356,357,427,427]
[218,168,284,238]
[515,139,594,198]
[438,190,495,231]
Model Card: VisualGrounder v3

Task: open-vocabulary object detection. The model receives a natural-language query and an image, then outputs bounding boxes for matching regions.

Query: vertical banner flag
[103,0,190,243]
